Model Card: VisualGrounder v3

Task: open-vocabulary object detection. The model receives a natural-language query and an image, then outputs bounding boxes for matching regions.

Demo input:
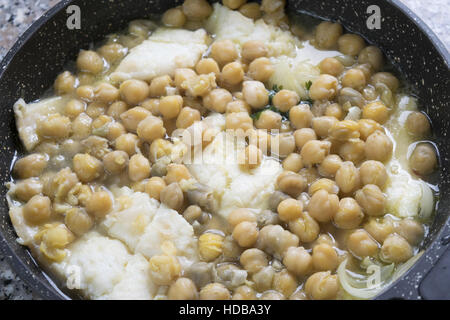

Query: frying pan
[0,0,449,300]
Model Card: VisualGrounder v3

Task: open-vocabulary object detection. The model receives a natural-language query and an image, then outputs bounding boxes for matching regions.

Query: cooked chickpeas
[122,107,152,133]
[395,219,424,246]
[149,75,173,97]
[276,171,307,198]
[23,195,52,224]
[338,33,365,56]
[103,150,129,174]
[381,234,413,263]
[242,81,269,109]
[300,140,331,166]
[257,224,299,258]
[98,43,126,63]
[240,248,268,274]
[355,184,386,216]
[248,57,275,83]
[318,154,343,178]
[160,182,184,211]
[308,189,339,223]
[195,59,219,76]
[115,133,139,156]
[145,177,166,201]
[64,208,93,236]
[210,40,238,66]
[277,198,303,222]
[312,116,338,138]
[255,110,282,130]
[342,68,366,90]
[359,160,388,188]
[14,154,48,179]
[233,285,257,300]
[119,79,150,105]
[242,40,268,62]
[273,89,300,112]
[409,143,437,175]
[228,208,256,227]
[305,271,338,300]
[282,153,303,172]
[294,128,316,150]
[364,217,394,243]
[204,88,233,113]
[168,277,198,300]
[200,283,230,300]
[406,112,430,137]
[182,0,213,21]
[176,106,201,129]
[335,161,360,194]
[370,72,399,92]
[199,232,224,261]
[273,269,297,297]
[73,153,103,183]
[347,229,379,258]
[358,46,383,71]
[162,7,186,28]
[136,115,165,142]
[149,254,181,285]
[358,119,383,141]
[76,85,95,101]
[225,111,253,132]
[233,221,259,247]
[364,131,393,162]
[319,57,344,76]
[54,71,76,94]
[362,101,389,124]
[309,74,339,101]
[309,178,339,195]
[159,95,183,120]
[76,50,103,74]
[37,113,71,139]
[93,83,119,104]
[290,104,313,129]
[282,246,312,277]
[65,99,86,119]
[239,2,262,19]
[14,179,42,202]
[334,198,364,229]
[288,211,320,243]
[314,21,343,49]
[339,138,366,163]
[221,62,244,85]
[128,154,151,182]
[312,243,339,272]
[85,190,113,218]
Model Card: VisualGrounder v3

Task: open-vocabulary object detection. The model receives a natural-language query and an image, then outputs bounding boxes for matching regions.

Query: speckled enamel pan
[0,0,448,300]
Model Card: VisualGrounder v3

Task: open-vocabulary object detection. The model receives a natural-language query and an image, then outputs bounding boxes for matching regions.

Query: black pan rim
[0,0,448,300]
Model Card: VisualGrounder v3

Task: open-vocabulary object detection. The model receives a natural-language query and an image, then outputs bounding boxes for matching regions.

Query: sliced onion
[419,181,434,221]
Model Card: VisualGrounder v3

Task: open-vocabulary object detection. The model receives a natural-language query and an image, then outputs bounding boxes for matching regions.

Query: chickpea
[233,285,257,300]
[14,154,47,179]
[309,74,339,101]
[319,57,344,76]
[409,143,437,175]
[120,79,150,105]
[149,254,181,285]
[282,246,312,277]
[182,0,212,21]
[149,75,173,97]
[370,72,399,92]
[293,128,316,150]
[364,217,394,243]
[240,144,262,169]
[339,138,365,163]
[158,95,182,120]
[271,90,299,113]
[273,269,297,297]
[255,110,281,130]
[335,161,360,194]
[312,243,339,272]
[84,101,106,120]
[309,178,339,195]
[160,182,184,211]
[347,229,379,258]
[257,224,299,258]
[358,119,383,141]
[14,179,43,202]
[338,87,365,108]
[359,160,387,188]
[329,120,360,141]
[106,101,127,121]
[76,85,95,101]
[199,232,224,262]
[148,138,172,162]
[73,153,103,183]
[364,131,393,162]
[145,177,166,201]
[381,234,413,263]
[128,154,150,182]
[308,189,339,223]
[260,290,285,300]
[85,190,112,218]
[226,111,253,131]
[338,33,365,56]
[358,46,384,71]
[162,7,186,28]
[334,198,364,229]
[200,283,230,300]
[23,195,52,224]
[406,112,430,137]
[395,219,424,246]
[312,116,338,138]
[288,211,320,243]
[277,198,302,222]
[103,150,129,174]
[239,2,262,19]
[362,101,389,124]
[37,113,71,139]
[241,41,267,62]
[325,103,344,120]
[203,88,233,113]
[98,43,126,63]
[305,271,338,300]
[314,21,343,49]
[165,164,191,185]
[248,57,275,82]
[196,58,220,75]
[136,116,165,142]
[276,171,307,198]
[355,184,386,217]
[289,104,312,129]
[342,68,366,90]
[54,71,76,94]
[76,50,103,74]
[221,62,244,85]
[40,225,74,258]
[240,248,268,274]
[317,154,342,178]
[92,83,118,104]
[228,208,257,227]
[282,153,303,172]
[233,221,259,247]
[167,277,198,300]
[64,208,93,236]
[300,140,331,166]
[210,40,238,66]
[115,133,139,157]
[242,81,269,109]
[65,99,86,119]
